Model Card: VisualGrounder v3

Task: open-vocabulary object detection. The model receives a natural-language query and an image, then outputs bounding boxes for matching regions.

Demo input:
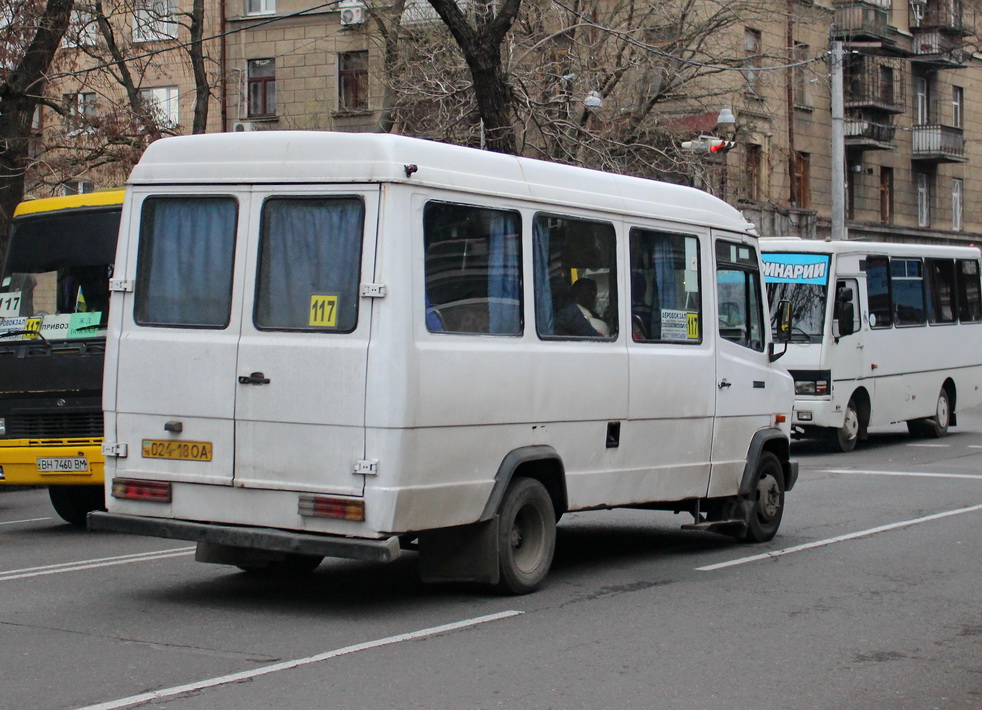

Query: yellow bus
[0,190,124,524]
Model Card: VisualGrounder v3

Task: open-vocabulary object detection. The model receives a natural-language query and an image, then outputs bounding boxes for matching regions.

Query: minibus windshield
[0,207,119,340]
[762,252,831,342]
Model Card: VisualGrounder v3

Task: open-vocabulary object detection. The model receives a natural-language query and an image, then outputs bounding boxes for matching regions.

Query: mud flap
[418,516,500,585]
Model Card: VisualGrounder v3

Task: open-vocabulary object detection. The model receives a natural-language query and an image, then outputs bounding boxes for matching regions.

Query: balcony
[911,124,966,163]
[910,29,966,67]
[834,2,892,42]
[843,55,906,114]
[909,1,970,34]
[844,119,897,150]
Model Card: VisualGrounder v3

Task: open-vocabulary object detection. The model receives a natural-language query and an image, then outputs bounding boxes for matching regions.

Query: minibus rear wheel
[741,452,785,543]
[496,477,556,595]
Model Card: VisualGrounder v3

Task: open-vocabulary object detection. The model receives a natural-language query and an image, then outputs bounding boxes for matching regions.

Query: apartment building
[28,0,982,246]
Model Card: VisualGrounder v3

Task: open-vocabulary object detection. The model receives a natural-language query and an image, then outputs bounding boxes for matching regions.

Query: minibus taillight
[111,478,172,503]
[298,494,365,521]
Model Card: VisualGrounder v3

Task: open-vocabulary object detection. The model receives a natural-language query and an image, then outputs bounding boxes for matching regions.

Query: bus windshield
[0,205,120,341]
[762,252,831,342]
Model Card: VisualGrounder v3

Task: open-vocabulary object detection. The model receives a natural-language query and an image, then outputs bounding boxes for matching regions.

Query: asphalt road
[1,412,980,710]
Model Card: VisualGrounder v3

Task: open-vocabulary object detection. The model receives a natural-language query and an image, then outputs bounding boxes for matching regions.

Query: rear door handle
[238,372,270,385]
[718,379,732,389]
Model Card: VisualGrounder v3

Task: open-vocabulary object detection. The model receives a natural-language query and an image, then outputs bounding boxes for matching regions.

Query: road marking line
[0,517,52,526]
[826,469,982,480]
[697,503,982,572]
[0,547,194,582]
[907,443,950,448]
[76,610,524,710]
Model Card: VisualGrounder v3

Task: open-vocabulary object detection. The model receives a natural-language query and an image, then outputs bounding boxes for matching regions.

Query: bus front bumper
[0,439,104,486]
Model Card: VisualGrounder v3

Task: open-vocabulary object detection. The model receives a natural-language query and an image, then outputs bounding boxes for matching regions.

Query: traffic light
[681,136,736,154]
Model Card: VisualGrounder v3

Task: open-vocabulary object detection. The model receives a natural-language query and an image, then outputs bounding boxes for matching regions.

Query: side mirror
[834,286,855,338]
[775,299,792,343]
[769,299,792,362]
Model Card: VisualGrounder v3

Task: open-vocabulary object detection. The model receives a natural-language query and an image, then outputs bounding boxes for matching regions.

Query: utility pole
[830,41,847,240]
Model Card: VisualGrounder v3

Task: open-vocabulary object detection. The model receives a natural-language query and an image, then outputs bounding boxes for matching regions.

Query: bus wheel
[740,452,785,543]
[829,398,860,452]
[496,477,556,595]
[918,388,951,439]
[48,485,105,527]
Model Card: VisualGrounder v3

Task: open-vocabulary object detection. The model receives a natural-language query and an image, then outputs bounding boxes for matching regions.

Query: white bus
[761,238,982,452]
[90,132,797,594]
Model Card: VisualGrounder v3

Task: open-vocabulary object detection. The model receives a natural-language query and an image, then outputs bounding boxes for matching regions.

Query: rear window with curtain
[254,197,364,332]
[135,196,238,328]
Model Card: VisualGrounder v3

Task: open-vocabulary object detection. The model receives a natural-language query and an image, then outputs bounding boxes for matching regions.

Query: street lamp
[716,106,737,137]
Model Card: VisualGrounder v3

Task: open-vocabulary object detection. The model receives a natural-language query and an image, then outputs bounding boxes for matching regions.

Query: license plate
[37,457,89,473]
[142,440,213,461]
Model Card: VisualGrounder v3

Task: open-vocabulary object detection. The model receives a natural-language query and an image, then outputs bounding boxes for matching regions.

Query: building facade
[29,0,982,246]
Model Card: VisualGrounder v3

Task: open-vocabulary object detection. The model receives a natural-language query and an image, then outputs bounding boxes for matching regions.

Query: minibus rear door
[231,189,379,496]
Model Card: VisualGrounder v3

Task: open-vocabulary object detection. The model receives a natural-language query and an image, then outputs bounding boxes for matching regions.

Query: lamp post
[716,106,737,200]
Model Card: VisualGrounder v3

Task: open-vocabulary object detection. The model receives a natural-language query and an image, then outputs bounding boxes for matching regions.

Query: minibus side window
[956,259,982,322]
[866,255,892,328]
[629,228,701,343]
[715,240,764,352]
[254,197,364,333]
[423,202,522,335]
[135,197,237,328]
[533,214,617,340]
[926,258,956,324]
[891,258,926,326]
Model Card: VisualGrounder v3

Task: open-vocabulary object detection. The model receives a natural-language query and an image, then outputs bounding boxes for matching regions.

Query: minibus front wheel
[740,452,785,543]
[496,477,557,595]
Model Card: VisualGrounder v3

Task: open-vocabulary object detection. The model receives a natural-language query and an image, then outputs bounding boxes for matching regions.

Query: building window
[743,28,762,97]
[952,178,963,231]
[952,86,963,129]
[917,172,932,227]
[247,59,276,117]
[792,152,810,208]
[245,0,275,15]
[793,43,811,106]
[878,65,895,105]
[880,167,893,224]
[139,86,179,127]
[63,9,99,47]
[133,0,177,42]
[914,75,930,125]
[338,51,369,112]
[59,180,95,196]
[745,144,761,202]
[62,92,97,132]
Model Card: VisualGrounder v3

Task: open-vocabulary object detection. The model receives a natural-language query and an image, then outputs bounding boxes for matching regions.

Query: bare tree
[0,0,74,252]
[425,0,523,154]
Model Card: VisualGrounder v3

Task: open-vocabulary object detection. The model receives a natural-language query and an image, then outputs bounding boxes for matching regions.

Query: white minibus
[761,238,982,452]
[90,132,797,593]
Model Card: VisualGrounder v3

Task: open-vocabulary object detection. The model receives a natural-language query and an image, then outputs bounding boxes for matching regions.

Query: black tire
[922,388,951,439]
[740,452,785,543]
[829,397,860,453]
[496,477,556,595]
[237,554,323,576]
[48,484,105,527]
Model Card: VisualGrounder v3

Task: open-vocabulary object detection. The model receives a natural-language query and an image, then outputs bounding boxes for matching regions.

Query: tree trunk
[189,0,210,134]
[0,0,75,256]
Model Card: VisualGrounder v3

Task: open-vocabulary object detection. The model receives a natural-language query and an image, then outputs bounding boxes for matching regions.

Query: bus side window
[956,259,982,323]
[629,229,701,344]
[533,214,617,340]
[865,255,892,328]
[715,241,765,352]
[422,202,522,336]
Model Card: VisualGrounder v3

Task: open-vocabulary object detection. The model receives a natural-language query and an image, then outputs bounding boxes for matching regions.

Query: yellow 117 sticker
[309,294,339,328]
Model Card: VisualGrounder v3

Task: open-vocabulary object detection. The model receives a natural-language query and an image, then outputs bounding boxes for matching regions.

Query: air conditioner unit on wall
[339,1,365,25]
[233,121,257,132]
